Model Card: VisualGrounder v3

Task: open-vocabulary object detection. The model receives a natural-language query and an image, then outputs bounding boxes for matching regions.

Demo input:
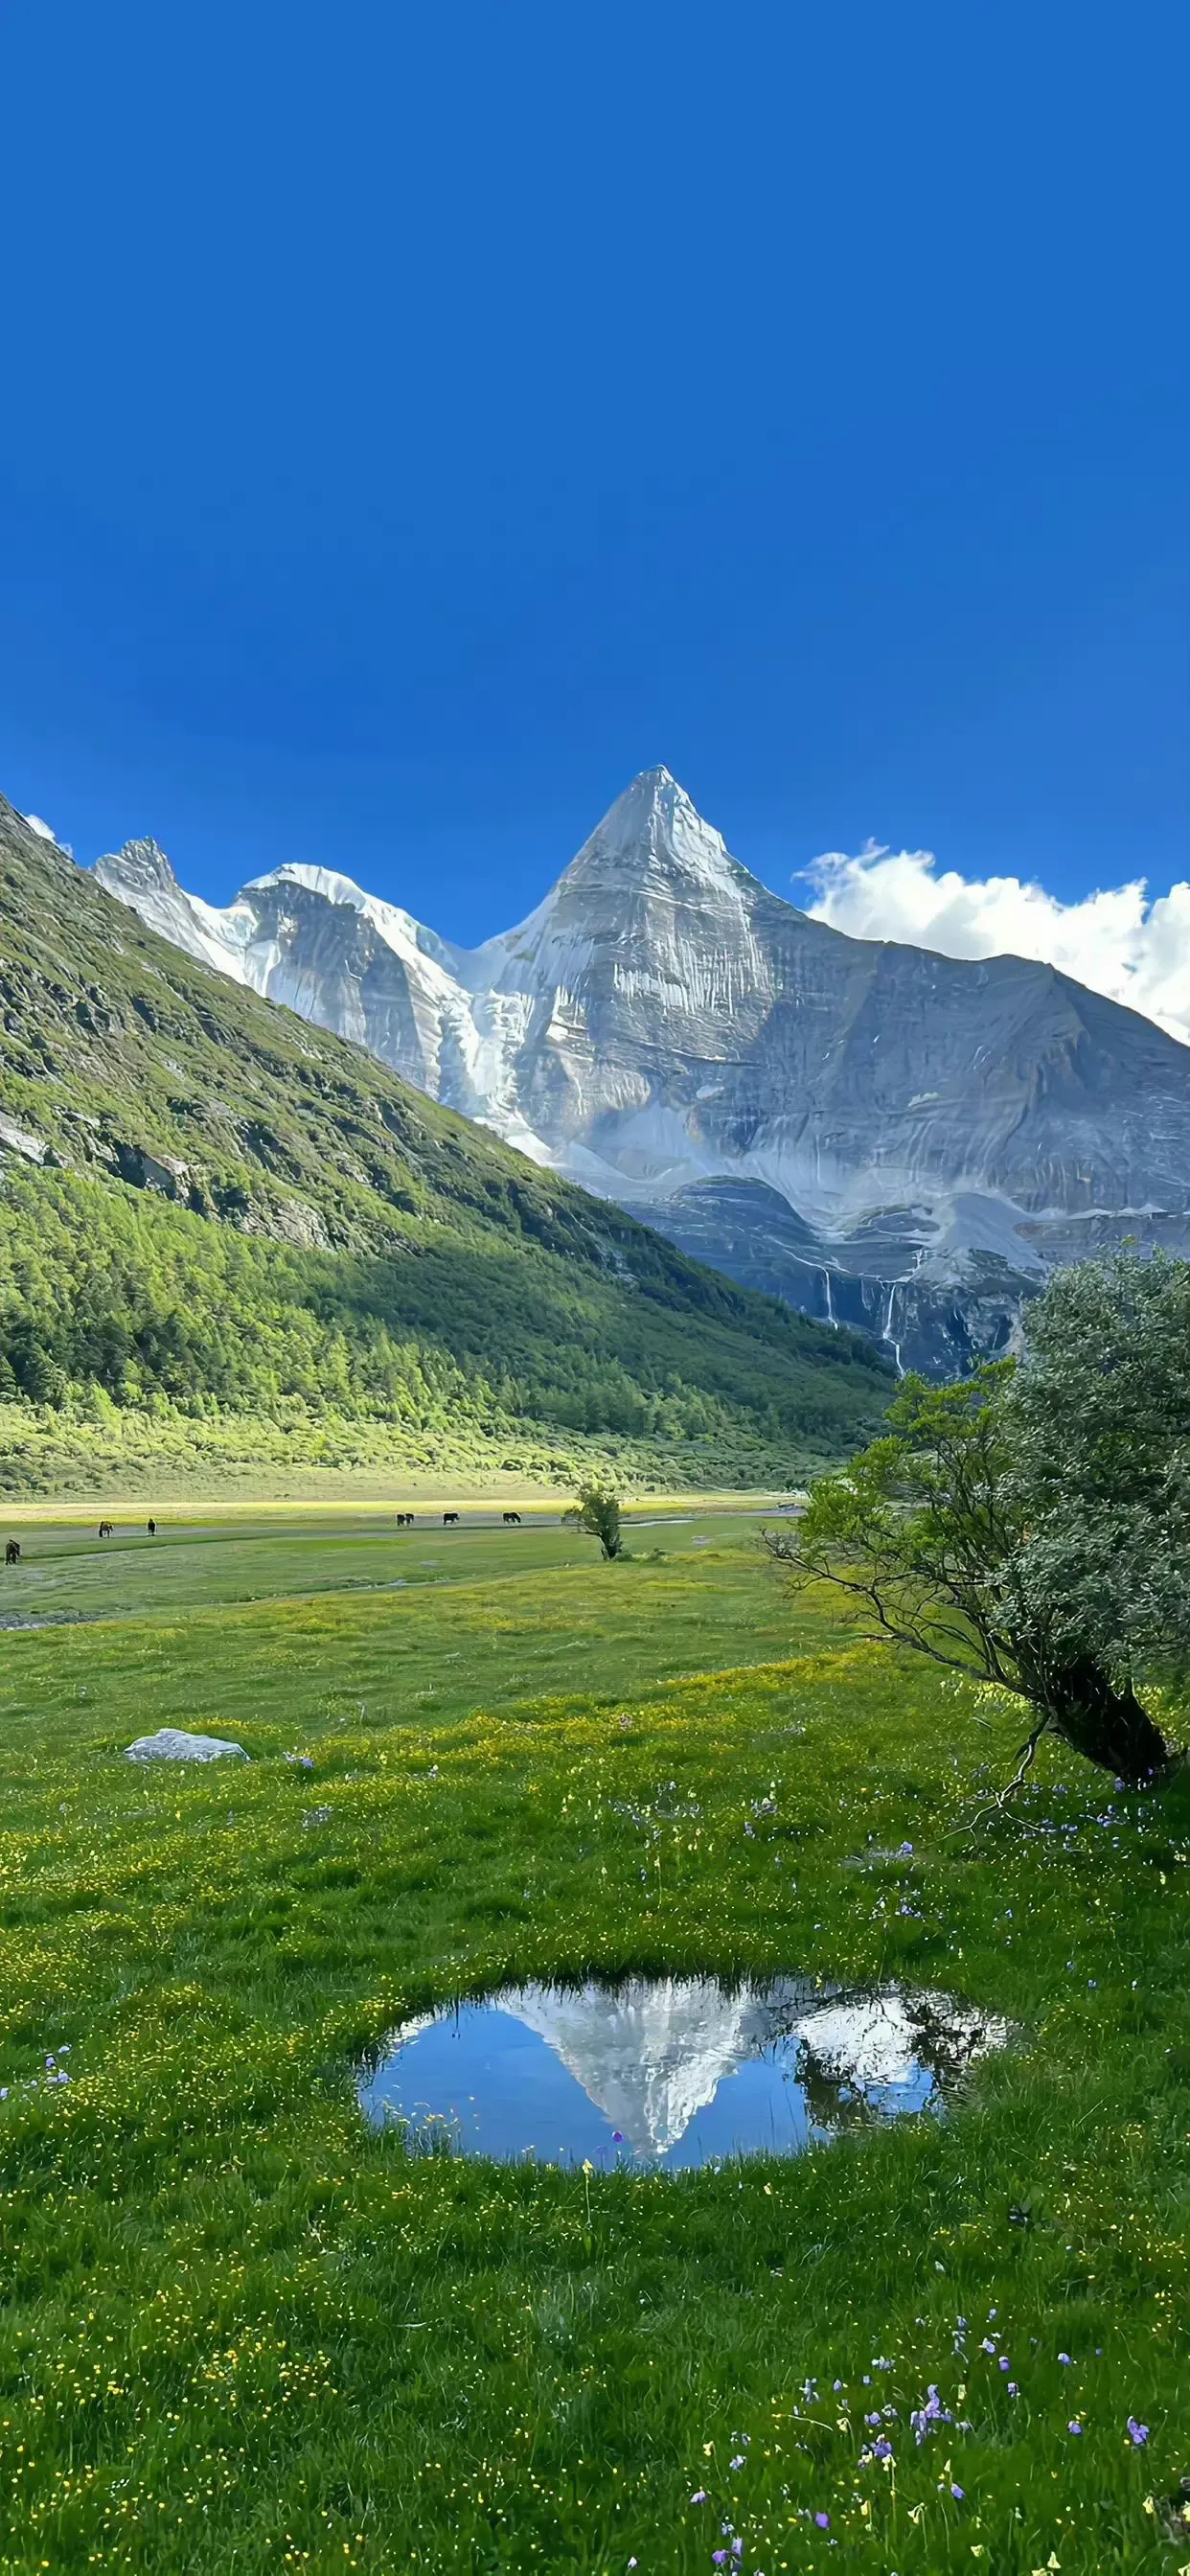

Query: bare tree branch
[961,1716,1052,1833]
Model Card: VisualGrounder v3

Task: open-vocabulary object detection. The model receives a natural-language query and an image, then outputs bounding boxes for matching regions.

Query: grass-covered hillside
[0,797,890,1494]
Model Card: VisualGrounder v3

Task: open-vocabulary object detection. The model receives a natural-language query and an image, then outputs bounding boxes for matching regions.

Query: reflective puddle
[357,1975,1011,2170]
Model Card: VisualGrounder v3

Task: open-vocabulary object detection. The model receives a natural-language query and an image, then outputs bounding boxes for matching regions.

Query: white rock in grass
[125,1729,247,1763]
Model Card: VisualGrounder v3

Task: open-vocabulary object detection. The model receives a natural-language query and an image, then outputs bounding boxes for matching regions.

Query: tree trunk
[1045,1655,1173,1784]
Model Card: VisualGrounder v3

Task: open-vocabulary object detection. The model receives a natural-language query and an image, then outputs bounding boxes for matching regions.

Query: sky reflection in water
[357,1975,1010,2171]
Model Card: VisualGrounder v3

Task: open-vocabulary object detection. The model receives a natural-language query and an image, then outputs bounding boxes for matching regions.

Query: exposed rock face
[95,770,1190,1371]
[0,1115,48,1165]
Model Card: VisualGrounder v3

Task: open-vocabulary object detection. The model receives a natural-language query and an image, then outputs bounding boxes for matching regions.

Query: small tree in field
[564,1481,624,1560]
[765,1251,1188,1788]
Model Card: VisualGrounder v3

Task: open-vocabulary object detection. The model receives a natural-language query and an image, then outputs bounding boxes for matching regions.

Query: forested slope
[0,796,891,1492]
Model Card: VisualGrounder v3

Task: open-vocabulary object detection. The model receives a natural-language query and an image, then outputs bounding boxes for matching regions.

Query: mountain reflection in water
[357,1975,1011,2169]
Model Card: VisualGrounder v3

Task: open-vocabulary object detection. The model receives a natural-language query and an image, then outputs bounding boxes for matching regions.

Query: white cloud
[800,842,1190,1048]
[23,814,59,843]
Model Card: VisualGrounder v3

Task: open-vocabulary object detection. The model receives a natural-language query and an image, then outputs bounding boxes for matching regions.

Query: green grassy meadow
[0,1508,1185,2572]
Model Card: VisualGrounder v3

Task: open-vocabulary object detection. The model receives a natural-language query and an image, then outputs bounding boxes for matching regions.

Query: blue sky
[1,0,1185,947]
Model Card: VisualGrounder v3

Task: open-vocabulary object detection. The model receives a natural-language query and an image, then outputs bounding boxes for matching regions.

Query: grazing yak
[4,1540,19,1566]
[443,1511,459,1527]
[502,1510,521,1526]
[98,1520,113,1538]
[395,1511,415,1527]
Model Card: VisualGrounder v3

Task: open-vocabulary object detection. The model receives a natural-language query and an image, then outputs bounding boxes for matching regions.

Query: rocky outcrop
[0,1115,48,1165]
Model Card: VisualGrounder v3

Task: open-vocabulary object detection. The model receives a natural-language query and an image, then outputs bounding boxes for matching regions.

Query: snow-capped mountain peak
[95,838,258,980]
[243,862,459,973]
[91,770,1190,1372]
[552,765,758,903]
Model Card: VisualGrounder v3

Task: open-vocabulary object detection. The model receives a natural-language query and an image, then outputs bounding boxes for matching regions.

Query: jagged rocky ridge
[94,770,1190,1372]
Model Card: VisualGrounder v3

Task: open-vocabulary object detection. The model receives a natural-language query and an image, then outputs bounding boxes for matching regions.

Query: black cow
[98,1520,113,1538]
[4,1540,19,1566]
[443,1511,459,1527]
[502,1510,521,1526]
[147,1518,157,1536]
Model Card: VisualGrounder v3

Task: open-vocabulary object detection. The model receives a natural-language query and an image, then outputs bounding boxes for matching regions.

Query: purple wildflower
[713,2556,728,2568]
[1067,2420,1083,2436]
[690,2489,709,2505]
[998,2357,1011,2372]
[1127,2417,1149,2446]
[729,2454,745,2471]
[1058,2352,1072,2365]
[909,2385,951,2444]
[950,2482,964,2499]
[814,2513,830,2529]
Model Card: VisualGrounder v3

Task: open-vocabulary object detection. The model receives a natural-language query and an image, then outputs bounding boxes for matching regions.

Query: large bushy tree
[766,1251,1189,1785]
